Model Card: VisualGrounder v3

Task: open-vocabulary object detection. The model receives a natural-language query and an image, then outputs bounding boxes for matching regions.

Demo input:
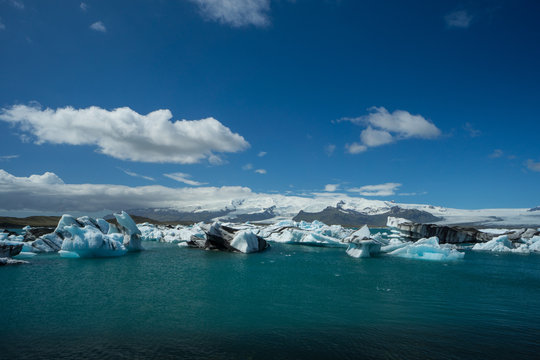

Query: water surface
[1,241,539,359]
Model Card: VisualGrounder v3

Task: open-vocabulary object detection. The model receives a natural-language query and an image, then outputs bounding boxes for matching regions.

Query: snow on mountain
[127,192,540,227]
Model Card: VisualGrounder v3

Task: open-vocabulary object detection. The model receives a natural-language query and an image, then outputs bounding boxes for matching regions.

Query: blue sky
[1,0,539,213]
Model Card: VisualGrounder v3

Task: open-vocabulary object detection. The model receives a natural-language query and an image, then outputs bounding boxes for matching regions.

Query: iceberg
[137,222,206,244]
[0,241,23,257]
[472,235,514,252]
[346,240,382,258]
[472,234,540,254]
[0,257,28,266]
[388,236,465,261]
[61,225,127,258]
[114,211,144,251]
[189,222,269,253]
[229,230,262,253]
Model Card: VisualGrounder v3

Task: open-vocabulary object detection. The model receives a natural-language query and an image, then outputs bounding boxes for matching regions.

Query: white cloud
[9,0,24,10]
[0,169,395,215]
[348,183,401,197]
[0,155,19,161]
[325,144,336,156]
[189,0,270,27]
[339,107,440,153]
[360,126,394,147]
[445,10,473,29]
[90,21,106,32]
[258,151,267,157]
[324,184,339,192]
[526,160,540,172]
[0,104,250,164]
[119,168,155,181]
[164,172,207,186]
[0,169,252,212]
[255,169,266,174]
[345,143,367,154]
[242,163,253,170]
[80,2,88,11]
[0,19,5,30]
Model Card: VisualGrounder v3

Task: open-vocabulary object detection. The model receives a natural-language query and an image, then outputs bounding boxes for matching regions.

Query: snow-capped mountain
[126,194,540,228]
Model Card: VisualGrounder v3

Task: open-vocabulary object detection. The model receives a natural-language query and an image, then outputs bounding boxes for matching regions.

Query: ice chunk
[59,250,81,258]
[346,240,382,258]
[113,211,143,251]
[95,218,110,234]
[229,230,261,253]
[61,225,127,258]
[14,252,37,259]
[0,257,28,266]
[113,211,141,236]
[0,241,23,257]
[30,232,63,253]
[472,235,514,252]
[344,225,371,242]
[55,214,82,234]
[388,236,464,261]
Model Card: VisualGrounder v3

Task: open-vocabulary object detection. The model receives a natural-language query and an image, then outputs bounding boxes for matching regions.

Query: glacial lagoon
[1,239,540,360]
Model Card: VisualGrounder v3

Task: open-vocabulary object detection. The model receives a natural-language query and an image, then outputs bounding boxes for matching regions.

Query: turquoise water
[1,241,540,359]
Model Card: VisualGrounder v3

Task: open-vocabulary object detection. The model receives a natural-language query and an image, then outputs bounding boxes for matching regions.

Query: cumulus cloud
[80,2,88,11]
[255,169,267,174]
[445,10,473,28]
[324,184,339,192]
[360,126,394,147]
[164,172,207,186]
[189,0,270,27]
[242,163,253,170]
[258,151,267,157]
[348,183,401,197]
[0,169,252,212]
[0,104,250,164]
[339,107,440,153]
[119,168,155,181]
[526,160,540,172]
[90,21,106,32]
[345,143,367,154]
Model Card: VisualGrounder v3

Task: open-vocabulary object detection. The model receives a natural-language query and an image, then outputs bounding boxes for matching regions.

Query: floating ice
[137,222,206,244]
[0,257,28,266]
[14,252,37,259]
[472,234,540,254]
[229,230,261,253]
[388,236,465,261]
[114,211,143,251]
[61,225,127,258]
[346,240,382,258]
[472,235,514,252]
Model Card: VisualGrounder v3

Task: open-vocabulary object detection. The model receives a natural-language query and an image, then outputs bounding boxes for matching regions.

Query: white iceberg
[388,236,465,261]
[61,225,127,258]
[114,211,144,251]
[229,230,261,253]
[346,240,382,258]
[472,235,514,252]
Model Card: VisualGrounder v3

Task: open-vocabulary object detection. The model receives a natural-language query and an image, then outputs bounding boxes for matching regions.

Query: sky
[1,0,540,215]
